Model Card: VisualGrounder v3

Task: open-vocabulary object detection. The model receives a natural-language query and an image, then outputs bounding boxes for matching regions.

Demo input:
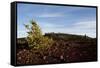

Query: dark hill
[44,33,94,41]
[17,33,96,44]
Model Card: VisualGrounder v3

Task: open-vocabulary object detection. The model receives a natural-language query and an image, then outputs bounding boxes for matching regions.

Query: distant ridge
[44,33,93,40]
[17,33,95,43]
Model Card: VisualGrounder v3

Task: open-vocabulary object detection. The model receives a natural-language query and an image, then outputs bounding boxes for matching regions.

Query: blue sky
[17,3,96,38]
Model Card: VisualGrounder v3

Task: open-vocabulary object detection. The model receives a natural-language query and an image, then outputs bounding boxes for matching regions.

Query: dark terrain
[17,33,97,65]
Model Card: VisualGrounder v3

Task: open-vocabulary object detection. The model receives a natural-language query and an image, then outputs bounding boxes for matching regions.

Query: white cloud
[71,21,96,38]
[73,21,96,29]
[40,22,65,28]
[18,20,96,38]
[36,13,64,18]
[17,30,28,38]
[42,21,96,38]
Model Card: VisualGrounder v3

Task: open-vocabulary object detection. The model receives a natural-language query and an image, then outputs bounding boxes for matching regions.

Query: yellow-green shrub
[25,20,53,50]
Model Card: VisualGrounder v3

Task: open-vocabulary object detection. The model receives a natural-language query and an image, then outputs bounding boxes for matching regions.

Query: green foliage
[25,20,53,50]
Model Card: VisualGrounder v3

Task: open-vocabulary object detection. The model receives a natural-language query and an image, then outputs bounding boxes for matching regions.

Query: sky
[17,3,96,38]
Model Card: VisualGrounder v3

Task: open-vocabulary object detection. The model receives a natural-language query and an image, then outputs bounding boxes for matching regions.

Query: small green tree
[25,20,53,50]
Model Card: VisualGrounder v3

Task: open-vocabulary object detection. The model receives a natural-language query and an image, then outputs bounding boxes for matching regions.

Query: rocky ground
[17,39,97,65]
